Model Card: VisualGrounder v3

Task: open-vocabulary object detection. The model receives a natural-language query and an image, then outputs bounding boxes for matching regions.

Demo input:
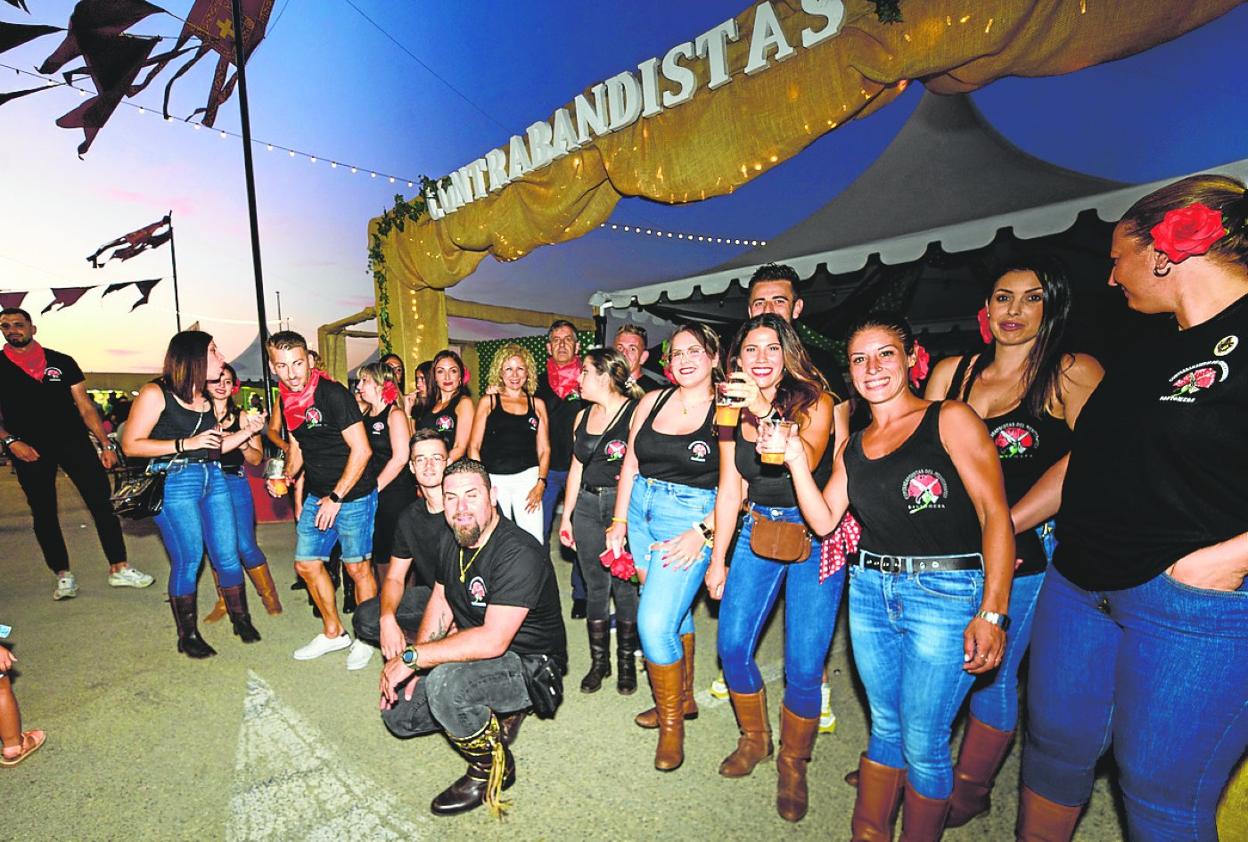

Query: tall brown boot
[776,705,819,822]
[850,754,905,841]
[946,717,1015,827]
[170,594,216,659]
[646,659,686,771]
[245,563,284,615]
[635,633,697,728]
[899,782,951,842]
[204,567,227,623]
[719,689,773,778]
[221,584,261,643]
[1016,787,1082,842]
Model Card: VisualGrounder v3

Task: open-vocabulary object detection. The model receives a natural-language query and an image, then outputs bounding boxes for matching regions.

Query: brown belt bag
[748,508,812,563]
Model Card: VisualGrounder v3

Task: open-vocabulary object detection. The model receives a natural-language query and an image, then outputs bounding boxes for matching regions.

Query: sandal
[0,730,46,767]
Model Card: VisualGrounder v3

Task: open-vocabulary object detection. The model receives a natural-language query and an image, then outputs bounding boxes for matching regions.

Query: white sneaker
[293,632,352,661]
[53,572,78,601]
[107,566,154,589]
[345,639,376,671]
[819,682,837,734]
[709,672,729,700]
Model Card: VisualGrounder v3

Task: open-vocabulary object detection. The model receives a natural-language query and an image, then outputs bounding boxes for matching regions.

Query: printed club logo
[1161,361,1228,403]
[528,416,539,432]
[902,469,948,514]
[304,407,324,427]
[371,421,385,434]
[688,440,711,463]
[43,366,62,382]
[435,415,453,432]
[604,439,627,462]
[468,575,487,607]
[990,423,1039,460]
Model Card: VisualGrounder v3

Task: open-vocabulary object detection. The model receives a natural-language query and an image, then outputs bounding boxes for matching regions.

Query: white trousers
[489,466,544,543]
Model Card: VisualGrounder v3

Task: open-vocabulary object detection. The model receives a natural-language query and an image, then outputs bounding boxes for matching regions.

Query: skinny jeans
[153,461,243,597]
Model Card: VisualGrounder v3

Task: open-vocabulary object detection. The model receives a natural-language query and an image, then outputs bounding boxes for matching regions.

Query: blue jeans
[629,475,716,665]
[541,468,584,600]
[153,462,244,597]
[222,472,266,570]
[719,504,846,718]
[294,491,378,562]
[966,570,1045,731]
[848,558,982,799]
[1024,565,1248,842]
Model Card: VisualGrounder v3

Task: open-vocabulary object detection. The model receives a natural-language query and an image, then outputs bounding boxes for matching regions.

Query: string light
[600,222,765,247]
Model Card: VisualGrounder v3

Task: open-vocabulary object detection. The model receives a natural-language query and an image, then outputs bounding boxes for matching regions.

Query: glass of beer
[715,379,746,426]
[759,418,796,465]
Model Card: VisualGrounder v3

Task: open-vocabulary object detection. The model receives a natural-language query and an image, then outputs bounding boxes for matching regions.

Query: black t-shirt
[0,347,89,449]
[434,515,568,669]
[573,400,637,489]
[290,379,377,501]
[1056,294,1248,591]
[390,500,450,588]
[535,378,581,472]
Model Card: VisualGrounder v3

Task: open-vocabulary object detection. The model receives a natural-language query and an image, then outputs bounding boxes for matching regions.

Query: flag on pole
[41,286,93,314]
[87,216,171,267]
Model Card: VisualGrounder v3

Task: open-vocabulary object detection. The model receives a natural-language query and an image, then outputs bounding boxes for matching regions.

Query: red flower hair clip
[231,381,241,395]
[909,342,930,388]
[381,381,399,405]
[1150,203,1226,263]
[976,307,992,344]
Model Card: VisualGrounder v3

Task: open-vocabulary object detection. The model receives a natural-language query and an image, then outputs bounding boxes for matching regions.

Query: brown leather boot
[204,567,227,623]
[850,754,905,841]
[946,717,1015,827]
[170,594,216,659]
[899,782,951,841]
[635,633,697,728]
[245,563,283,615]
[776,705,819,822]
[221,584,261,643]
[430,713,515,818]
[1016,786,1082,842]
[719,689,773,778]
[646,659,686,771]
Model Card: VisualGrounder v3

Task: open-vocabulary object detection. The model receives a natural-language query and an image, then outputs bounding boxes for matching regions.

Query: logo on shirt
[435,414,454,432]
[1160,361,1228,403]
[304,407,324,427]
[1214,335,1238,357]
[990,423,1039,459]
[528,416,539,432]
[371,421,385,434]
[43,366,62,382]
[902,469,948,514]
[467,575,487,608]
[688,440,711,463]
[604,439,627,461]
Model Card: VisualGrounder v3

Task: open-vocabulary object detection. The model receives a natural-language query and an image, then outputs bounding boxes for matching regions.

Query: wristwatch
[326,491,342,504]
[1,436,17,449]
[400,645,420,668]
[695,521,714,543]
[974,610,1011,633]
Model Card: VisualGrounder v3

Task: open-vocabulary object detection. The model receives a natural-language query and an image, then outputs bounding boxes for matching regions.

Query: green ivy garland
[367,179,436,355]
[869,1,903,24]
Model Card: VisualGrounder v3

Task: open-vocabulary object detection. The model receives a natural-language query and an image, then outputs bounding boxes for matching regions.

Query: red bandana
[820,512,861,584]
[546,357,581,399]
[4,340,47,382]
[280,367,327,431]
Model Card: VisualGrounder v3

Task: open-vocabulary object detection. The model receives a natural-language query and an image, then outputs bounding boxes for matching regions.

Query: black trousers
[380,652,533,739]
[13,439,126,574]
[352,586,431,646]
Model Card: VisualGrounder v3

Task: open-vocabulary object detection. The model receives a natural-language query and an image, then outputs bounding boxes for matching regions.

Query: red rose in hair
[909,342,930,388]
[381,381,399,405]
[1149,203,1226,263]
[977,307,993,344]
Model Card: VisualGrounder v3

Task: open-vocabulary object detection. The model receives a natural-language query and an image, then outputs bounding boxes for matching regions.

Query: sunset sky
[1,2,1246,373]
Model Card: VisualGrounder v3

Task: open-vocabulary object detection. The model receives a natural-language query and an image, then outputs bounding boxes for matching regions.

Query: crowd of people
[1,174,1246,840]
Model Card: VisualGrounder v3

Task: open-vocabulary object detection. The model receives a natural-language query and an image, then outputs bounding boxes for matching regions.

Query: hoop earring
[1152,265,1171,278]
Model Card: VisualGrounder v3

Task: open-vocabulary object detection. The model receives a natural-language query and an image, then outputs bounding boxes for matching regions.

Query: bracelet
[175,438,184,454]
[537,476,548,485]
[611,516,628,525]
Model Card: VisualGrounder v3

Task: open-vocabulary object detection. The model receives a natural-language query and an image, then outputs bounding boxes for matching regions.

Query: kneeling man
[379,459,566,817]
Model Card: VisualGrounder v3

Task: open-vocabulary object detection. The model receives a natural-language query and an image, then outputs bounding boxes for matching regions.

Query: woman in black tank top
[603,322,722,773]
[921,257,1103,828]
[412,350,474,461]
[468,344,549,542]
[122,331,267,659]
[557,349,643,695]
[780,313,1014,839]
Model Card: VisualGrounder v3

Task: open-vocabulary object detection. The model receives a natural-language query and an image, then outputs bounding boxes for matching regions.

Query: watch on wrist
[327,491,342,504]
[974,610,1011,633]
[1,436,17,448]
[400,645,420,668]
[695,521,714,542]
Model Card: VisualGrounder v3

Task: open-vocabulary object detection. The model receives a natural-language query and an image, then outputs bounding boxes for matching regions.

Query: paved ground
[1,469,1242,840]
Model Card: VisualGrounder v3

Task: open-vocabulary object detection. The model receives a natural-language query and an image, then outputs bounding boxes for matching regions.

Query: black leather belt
[580,484,615,494]
[856,549,983,574]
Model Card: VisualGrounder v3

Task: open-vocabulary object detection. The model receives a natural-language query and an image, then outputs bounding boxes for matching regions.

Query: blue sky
[1,1,1246,372]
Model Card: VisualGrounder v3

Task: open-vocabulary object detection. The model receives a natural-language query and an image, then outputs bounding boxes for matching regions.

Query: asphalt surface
[1,468,1241,840]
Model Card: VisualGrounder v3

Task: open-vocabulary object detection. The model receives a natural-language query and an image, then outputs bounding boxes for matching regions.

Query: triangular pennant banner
[4,1,31,12]
[0,21,62,55]
[0,291,29,309]
[129,278,160,311]
[102,281,133,296]
[159,0,272,127]
[0,86,52,107]
[41,286,93,315]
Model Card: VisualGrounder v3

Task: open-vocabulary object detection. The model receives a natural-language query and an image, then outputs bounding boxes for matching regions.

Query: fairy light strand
[598,222,766,247]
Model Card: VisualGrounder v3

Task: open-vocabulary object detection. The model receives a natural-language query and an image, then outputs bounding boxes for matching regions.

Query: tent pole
[231,0,273,416]
[167,210,182,333]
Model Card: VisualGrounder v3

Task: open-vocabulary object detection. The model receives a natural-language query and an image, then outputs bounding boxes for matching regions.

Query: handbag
[520,653,565,718]
[748,508,812,563]
[110,467,166,520]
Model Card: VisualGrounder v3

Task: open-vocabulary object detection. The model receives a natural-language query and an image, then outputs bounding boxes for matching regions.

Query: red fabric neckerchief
[4,340,47,382]
[280,367,327,431]
[546,357,581,399]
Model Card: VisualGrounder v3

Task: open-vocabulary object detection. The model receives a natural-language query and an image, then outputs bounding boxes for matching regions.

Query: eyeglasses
[667,346,706,364]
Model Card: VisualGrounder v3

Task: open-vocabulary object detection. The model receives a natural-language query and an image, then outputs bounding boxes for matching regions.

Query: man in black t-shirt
[352,429,451,656]
[613,323,666,393]
[0,307,153,599]
[379,459,566,818]
[266,331,378,665]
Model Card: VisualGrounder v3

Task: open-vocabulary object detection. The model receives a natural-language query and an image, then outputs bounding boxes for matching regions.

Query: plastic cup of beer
[715,380,745,426]
[760,418,796,465]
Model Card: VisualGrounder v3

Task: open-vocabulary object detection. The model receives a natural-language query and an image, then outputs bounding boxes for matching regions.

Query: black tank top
[632,388,719,489]
[734,420,833,507]
[414,395,464,451]
[573,400,637,489]
[480,393,540,474]
[149,385,216,460]
[844,402,981,556]
[948,356,1073,574]
[218,407,245,473]
[365,406,395,474]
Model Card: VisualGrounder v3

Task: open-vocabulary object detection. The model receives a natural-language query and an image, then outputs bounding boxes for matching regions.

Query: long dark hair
[582,347,644,401]
[380,352,405,392]
[161,330,212,403]
[959,255,1072,417]
[728,314,828,426]
[418,349,471,416]
[213,362,241,425]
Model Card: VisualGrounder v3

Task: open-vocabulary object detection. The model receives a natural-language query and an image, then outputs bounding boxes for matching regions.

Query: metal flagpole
[230,0,274,414]
[167,210,182,332]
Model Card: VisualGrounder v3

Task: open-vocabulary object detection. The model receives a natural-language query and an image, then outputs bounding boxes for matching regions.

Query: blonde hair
[486,343,538,395]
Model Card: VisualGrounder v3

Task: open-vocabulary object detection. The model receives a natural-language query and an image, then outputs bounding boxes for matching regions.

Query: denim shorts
[294,489,378,563]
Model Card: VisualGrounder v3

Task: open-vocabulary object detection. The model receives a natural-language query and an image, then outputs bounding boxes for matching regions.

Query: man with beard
[352,429,449,658]
[533,319,587,618]
[379,459,566,818]
[0,307,153,599]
